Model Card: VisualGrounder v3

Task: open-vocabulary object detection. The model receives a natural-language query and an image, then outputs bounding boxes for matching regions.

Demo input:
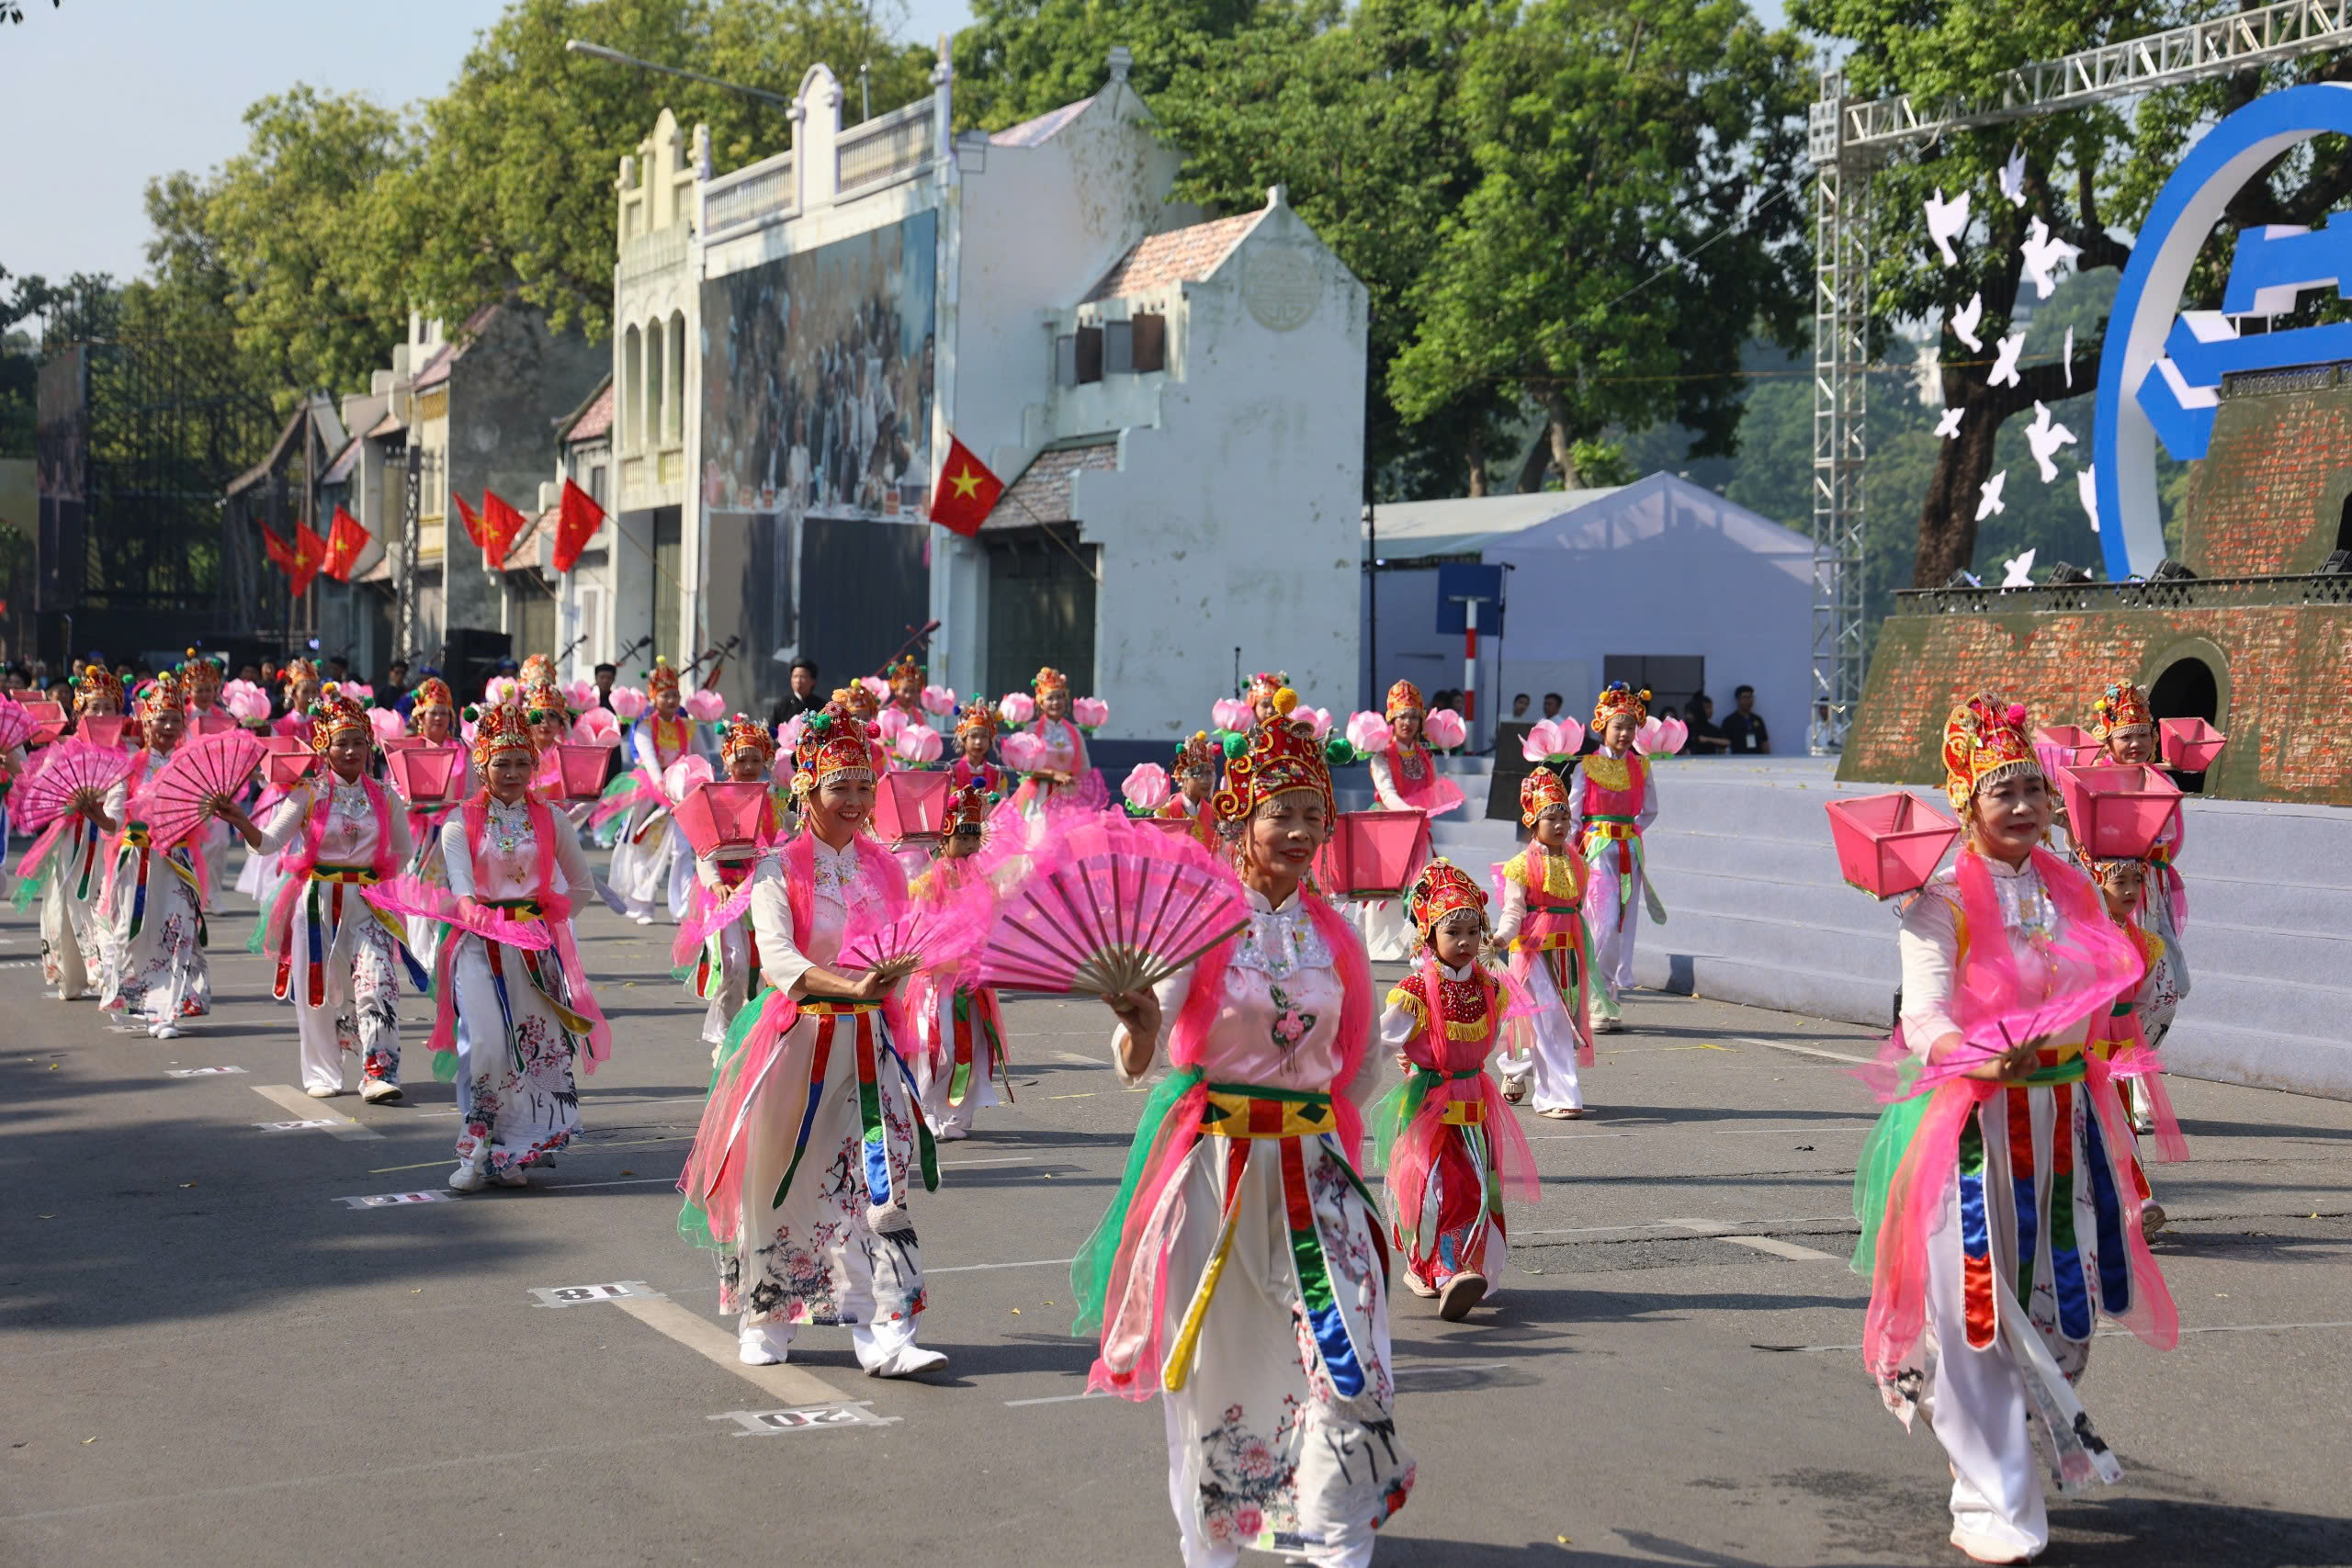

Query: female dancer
[2089,679,2188,1134]
[1153,731,1223,850]
[29,671,125,999]
[182,652,237,907]
[1570,682,1662,1032]
[2081,853,2188,1235]
[235,660,322,907]
[1360,680,1464,963]
[947,702,1005,795]
[391,678,468,969]
[1080,719,1413,1566]
[608,658,700,924]
[1853,695,2177,1565]
[676,712,945,1376]
[677,715,786,1049]
[907,782,1010,1141]
[1491,769,1594,1117]
[428,704,613,1190]
[90,671,211,1037]
[218,689,415,1100]
[1009,665,1092,816]
[885,655,929,728]
[1375,858,1537,1320]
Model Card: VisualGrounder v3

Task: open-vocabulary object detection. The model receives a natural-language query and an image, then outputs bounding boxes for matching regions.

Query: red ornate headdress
[1212,718,1335,824]
[2090,679,2154,741]
[1593,682,1649,727]
[184,649,224,694]
[646,658,681,697]
[522,678,571,722]
[944,780,992,837]
[280,658,320,700]
[72,667,125,713]
[790,707,876,795]
[308,685,372,754]
[1385,679,1425,721]
[1172,730,1220,775]
[470,702,539,772]
[719,711,776,768]
[1941,693,2041,814]
[1406,857,1488,937]
[520,653,557,688]
[886,655,924,691]
[1520,768,1571,827]
[410,677,455,716]
[954,700,999,740]
[833,683,881,721]
[1031,666,1069,695]
[136,668,187,721]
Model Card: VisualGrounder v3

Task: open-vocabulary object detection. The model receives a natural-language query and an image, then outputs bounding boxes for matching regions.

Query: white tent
[1363,473,1815,752]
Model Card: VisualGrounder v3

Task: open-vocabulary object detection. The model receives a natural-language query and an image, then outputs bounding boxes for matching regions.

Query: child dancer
[1491,769,1594,1117]
[1376,858,1540,1321]
[235,660,322,907]
[908,782,1010,1141]
[885,655,930,729]
[218,689,417,1101]
[1009,665,1092,816]
[947,702,1004,795]
[2082,853,2189,1235]
[391,678,468,970]
[675,712,945,1376]
[2089,679,2189,1134]
[428,704,613,1190]
[90,671,212,1037]
[1152,731,1222,850]
[607,658,701,924]
[677,715,786,1050]
[1571,682,1662,1032]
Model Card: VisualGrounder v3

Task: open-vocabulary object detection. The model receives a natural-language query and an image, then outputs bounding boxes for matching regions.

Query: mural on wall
[699,209,938,525]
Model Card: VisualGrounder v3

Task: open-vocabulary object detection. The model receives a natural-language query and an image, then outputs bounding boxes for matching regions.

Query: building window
[588,462,607,507]
[1103,320,1134,375]
[1055,333,1077,387]
[1074,324,1103,385]
[622,326,643,452]
[1131,312,1167,373]
[667,310,686,443]
[645,318,666,451]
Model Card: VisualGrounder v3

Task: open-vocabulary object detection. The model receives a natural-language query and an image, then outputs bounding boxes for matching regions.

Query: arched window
[2148,655,2222,790]
[667,310,687,443]
[622,324,643,453]
[645,317,666,455]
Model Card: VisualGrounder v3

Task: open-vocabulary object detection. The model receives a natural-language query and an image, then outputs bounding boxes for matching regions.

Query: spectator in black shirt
[593,662,619,712]
[1719,684,1770,754]
[1684,693,1730,754]
[379,660,409,708]
[768,658,823,731]
[1541,692,1564,720]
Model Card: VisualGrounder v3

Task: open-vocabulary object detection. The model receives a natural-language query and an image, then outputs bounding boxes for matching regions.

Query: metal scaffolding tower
[1804,0,2352,754]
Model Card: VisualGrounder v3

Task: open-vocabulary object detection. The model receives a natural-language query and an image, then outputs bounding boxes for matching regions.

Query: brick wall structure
[1841,368,2352,806]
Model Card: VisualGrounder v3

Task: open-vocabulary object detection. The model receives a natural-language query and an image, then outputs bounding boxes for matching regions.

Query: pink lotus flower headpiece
[1344,711,1393,754]
[607,685,648,720]
[1122,761,1171,810]
[1423,708,1467,750]
[1070,696,1109,730]
[920,683,957,716]
[999,692,1037,725]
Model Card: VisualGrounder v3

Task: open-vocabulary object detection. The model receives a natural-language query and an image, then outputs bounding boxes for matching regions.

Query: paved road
[4,890,2349,1567]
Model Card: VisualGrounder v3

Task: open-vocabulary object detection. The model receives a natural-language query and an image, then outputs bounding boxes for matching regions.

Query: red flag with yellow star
[926,435,1003,536]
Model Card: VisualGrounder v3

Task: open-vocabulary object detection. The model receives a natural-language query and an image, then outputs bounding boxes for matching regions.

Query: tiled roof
[982,439,1120,531]
[562,380,615,445]
[321,438,361,486]
[411,343,455,390]
[990,96,1092,147]
[1083,211,1263,303]
[365,407,405,439]
[410,303,503,391]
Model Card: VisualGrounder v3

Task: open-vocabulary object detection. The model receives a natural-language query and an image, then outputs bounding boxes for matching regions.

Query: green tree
[1792,0,2352,585]
[1387,0,1811,490]
[956,0,1261,131]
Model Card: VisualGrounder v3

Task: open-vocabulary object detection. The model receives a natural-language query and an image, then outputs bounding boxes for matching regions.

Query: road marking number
[710,1403,899,1436]
[166,1065,247,1077]
[335,1190,456,1209]
[255,1119,345,1133]
[530,1281,663,1309]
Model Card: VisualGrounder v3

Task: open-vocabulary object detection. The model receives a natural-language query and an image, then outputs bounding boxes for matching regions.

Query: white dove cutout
[1989,331,2027,389]
[2020,217,2079,299]
[1926,187,1971,266]
[1950,292,1984,352]
[2076,466,2099,534]
[2024,401,2077,481]
[1999,145,2028,208]
[2001,546,2036,587]
[1935,407,1965,440]
[2063,325,2075,389]
[1978,470,2010,522]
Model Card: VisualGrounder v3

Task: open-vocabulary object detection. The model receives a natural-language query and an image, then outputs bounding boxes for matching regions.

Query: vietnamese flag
[553,477,605,574]
[481,489,528,571]
[927,435,1004,537]
[451,491,485,548]
[322,506,370,583]
[260,523,297,575]
[290,520,330,597]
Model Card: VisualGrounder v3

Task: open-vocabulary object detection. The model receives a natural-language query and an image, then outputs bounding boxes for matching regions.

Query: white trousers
[1589,874,1643,1009]
[758,1312,923,1371]
[1925,1194,2049,1559]
[1167,1401,1376,1568]
[1501,957,1582,1111]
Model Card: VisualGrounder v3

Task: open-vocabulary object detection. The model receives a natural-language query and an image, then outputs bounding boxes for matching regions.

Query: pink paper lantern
[673,779,770,856]
[1071,696,1110,730]
[1123,761,1172,810]
[607,685,648,720]
[2159,716,2226,773]
[1212,697,1251,733]
[79,714,129,749]
[684,689,726,722]
[1295,705,1332,740]
[2055,762,2183,862]
[550,743,611,802]
[386,746,464,806]
[858,676,890,705]
[367,708,405,742]
[873,770,953,841]
[894,724,944,764]
[1000,730,1046,772]
[662,754,716,803]
[1825,791,1961,899]
[221,682,271,723]
[572,708,621,747]
[561,680,598,711]
[1314,810,1431,898]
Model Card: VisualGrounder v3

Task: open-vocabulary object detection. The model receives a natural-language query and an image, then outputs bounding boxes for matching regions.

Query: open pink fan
[839,880,991,972]
[134,731,266,849]
[11,739,133,831]
[978,814,1248,997]
[360,873,552,950]
[0,699,38,753]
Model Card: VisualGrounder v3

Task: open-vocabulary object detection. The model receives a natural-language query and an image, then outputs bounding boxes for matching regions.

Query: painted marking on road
[709,1403,899,1436]
[1002,1359,1514,1408]
[935,1155,1041,1168]
[530,1280,662,1309]
[1720,1235,1842,1262]
[1004,1388,1112,1407]
[609,1294,845,1406]
[1525,1122,1869,1145]
[254,1119,346,1134]
[165,1065,247,1077]
[252,1083,384,1140]
[928,1256,1077,1276]
[0,958,39,969]
[334,1190,455,1209]
[1735,1035,1875,1066]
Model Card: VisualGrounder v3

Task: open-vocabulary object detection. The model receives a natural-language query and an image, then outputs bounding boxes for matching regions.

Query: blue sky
[0,0,976,289]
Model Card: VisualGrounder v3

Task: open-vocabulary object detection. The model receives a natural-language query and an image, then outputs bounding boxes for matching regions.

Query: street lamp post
[563,39,793,108]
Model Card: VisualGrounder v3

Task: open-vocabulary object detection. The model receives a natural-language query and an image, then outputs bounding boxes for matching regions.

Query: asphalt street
[3,887,2349,1567]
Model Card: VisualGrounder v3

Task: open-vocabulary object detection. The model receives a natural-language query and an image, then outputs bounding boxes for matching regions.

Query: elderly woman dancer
[676,710,946,1378]
[427,704,614,1190]
[1359,679,1464,963]
[1080,720,1413,1568]
[90,670,212,1037]
[28,669,126,1000]
[1853,695,2177,1565]
[906,782,1011,1141]
[1571,682,1663,1033]
[218,689,417,1101]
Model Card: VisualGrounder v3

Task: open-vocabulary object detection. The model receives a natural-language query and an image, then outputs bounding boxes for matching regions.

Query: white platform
[1351,755,2352,1102]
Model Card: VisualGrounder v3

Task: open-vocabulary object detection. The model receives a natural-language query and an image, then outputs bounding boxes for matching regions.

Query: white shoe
[632,913,655,927]
[447,1159,488,1193]
[493,1165,528,1188]
[306,1084,342,1100]
[1949,1523,2039,1563]
[867,1344,947,1379]
[149,1021,180,1040]
[738,1322,791,1366]
[360,1078,402,1104]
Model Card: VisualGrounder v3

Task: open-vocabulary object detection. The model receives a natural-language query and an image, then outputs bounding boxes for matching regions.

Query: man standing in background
[1719,684,1770,754]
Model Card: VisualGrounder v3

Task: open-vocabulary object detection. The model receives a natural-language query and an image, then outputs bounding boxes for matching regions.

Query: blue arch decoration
[2094,82,2352,579]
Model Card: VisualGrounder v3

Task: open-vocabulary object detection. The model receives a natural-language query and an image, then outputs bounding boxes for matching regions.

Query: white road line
[1001,1359,1514,1407]
[936,1155,1041,1168]
[1004,1389,1112,1407]
[1526,1122,1864,1144]
[1734,1035,1876,1066]
[610,1295,847,1406]
[928,1257,1078,1276]
[1760,1320,2352,1355]
[252,1083,384,1140]
[1720,1235,1842,1262]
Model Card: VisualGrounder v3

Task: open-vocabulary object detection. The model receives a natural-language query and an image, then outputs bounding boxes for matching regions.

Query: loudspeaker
[2042,561,2093,586]
[2321,549,2352,575]
[2149,558,2198,582]
[441,626,512,705]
